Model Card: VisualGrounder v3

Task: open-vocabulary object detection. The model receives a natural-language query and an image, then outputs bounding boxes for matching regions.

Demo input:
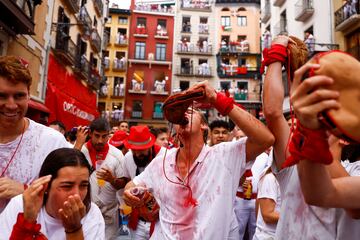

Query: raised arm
[262,36,291,170]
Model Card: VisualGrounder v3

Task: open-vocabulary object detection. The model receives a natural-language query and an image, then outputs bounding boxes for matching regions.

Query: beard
[133,152,152,168]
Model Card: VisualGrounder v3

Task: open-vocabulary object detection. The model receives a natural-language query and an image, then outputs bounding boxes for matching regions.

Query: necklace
[1,119,26,177]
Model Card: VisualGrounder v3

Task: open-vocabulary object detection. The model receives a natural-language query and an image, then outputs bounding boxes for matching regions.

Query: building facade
[45,0,107,129]
[125,0,175,127]
[215,0,262,117]
[98,6,131,126]
[172,0,216,93]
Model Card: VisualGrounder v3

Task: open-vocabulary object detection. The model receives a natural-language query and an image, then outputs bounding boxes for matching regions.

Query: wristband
[260,44,288,74]
[65,224,82,234]
[213,92,234,116]
[282,123,333,169]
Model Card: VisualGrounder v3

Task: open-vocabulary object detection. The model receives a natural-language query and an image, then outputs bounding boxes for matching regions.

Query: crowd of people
[0,32,360,240]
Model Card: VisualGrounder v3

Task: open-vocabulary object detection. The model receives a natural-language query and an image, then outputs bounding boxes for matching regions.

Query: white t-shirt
[253,172,281,239]
[133,138,248,240]
[271,153,337,240]
[82,145,124,225]
[335,160,360,240]
[0,119,69,212]
[0,194,105,240]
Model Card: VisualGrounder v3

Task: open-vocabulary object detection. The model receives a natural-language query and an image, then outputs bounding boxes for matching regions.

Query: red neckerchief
[86,141,110,169]
[10,213,48,240]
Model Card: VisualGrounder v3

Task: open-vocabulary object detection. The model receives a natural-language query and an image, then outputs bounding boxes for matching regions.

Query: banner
[46,54,99,130]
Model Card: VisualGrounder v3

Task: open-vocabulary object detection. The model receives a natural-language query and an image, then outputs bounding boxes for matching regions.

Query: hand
[96,166,114,183]
[123,188,144,208]
[290,63,340,129]
[23,175,52,222]
[0,177,27,199]
[191,80,217,104]
[73,126,89,150]
[59,194,86,233]
[271,35,293,48]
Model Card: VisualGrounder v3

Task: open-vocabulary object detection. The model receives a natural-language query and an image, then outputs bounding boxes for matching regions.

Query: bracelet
[260,44,288,74]
[282,123,332,168]
[65,224,82,234]
[213,92,234,116]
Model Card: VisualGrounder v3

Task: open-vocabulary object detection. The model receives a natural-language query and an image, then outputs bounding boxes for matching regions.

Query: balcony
[181,0,212,11]
[54,30,77,65]
[218,66,260,79]
[273,19,287,36]
[131,111,142,118]
[112,85,125,98]
[114,35,128,46]
[215,0,260,3]
[128,56,172,69]
[90,29,101,53]
[335,1,360,32]
[103,31,110,48]
[261,2,271,23]
[295,0,314,22]
[93,0,103,16]
[74,55,90,80]
[113,58,127,72]
[63,0,80,13]
[219,42,250,54]
[150,80,169,95]
[199,24,209,34]
[0,0,41,35]
[195,65,213,77]
[233,89,249,101]
[134,3,175,15]
[77,6,92,34]
[175,67,194,76]
[176,43,213,55]
[103,57,110,70]
[128,81,147,94]
[181,24,191,33]
[153,112,164,119]
[134,27,148,38]
[88,69,101,90]
[155,28,169,39]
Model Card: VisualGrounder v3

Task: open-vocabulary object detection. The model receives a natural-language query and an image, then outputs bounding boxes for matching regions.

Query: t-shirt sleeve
[82,203,105,240]
[258,174,278,202]
[270,150,293,192]
[0,195,23,240]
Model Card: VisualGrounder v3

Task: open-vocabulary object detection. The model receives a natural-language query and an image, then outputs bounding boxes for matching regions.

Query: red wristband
[213,92,234,116]
[282,123,333,169]
[260,44,288,74]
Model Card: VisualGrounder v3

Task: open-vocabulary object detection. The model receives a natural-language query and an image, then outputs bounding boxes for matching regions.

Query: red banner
[45,55,99,130]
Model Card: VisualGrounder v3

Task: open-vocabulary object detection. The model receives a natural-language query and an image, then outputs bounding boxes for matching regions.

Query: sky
[110,0,131,9]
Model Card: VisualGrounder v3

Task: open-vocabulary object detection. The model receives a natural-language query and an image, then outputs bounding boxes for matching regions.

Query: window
[180,81,190,91]
[93,16,97,27]
[137,17,146,27]
[135,42,146,59]
[118,17,128,24]
[117,28,127,35]
[156,43,166,61]
[157,19,166,29]
[107,15,112,23]
[153,102,163,119]
[132,101,143,118]
[237,16,247,26]
[221,16,230,26]
[113,77,124,96]
[239,58,246,66]
[182,16,191,32]
[220,81,231,91]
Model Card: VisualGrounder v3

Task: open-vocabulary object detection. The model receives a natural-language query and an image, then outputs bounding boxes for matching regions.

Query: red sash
[86,141,110,169]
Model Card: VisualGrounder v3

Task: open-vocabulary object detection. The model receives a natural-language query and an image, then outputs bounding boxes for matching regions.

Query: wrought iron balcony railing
[54,30,77,64]
[334,1,360,31]
[90,28,101,53]
[295,0,314,22]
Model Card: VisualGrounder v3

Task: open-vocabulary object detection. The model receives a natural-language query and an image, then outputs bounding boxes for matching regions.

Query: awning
[28,99,50,113]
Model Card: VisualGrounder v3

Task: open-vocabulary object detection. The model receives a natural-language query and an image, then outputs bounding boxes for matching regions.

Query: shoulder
[29,120,68,146]
[107,145,123,158]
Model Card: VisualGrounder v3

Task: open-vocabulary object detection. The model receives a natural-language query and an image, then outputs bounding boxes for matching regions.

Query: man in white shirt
[81,117,125,239]
[0,56,69,213]
[123,81,274,239]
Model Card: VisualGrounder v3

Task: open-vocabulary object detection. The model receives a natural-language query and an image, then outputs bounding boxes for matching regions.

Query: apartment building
[45,0,107,129]
[215,0,262,117]
[98,6,131,126]
[172,0,216,92]
[125,0,175,127]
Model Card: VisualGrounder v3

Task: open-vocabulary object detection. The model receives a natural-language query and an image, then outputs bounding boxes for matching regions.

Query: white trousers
[234,197,256,240]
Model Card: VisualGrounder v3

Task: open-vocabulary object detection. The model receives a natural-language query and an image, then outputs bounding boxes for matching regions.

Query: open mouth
[1,112,18,118]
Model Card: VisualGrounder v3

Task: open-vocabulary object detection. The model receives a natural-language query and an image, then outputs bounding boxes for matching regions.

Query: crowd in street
[0,33,360,240]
